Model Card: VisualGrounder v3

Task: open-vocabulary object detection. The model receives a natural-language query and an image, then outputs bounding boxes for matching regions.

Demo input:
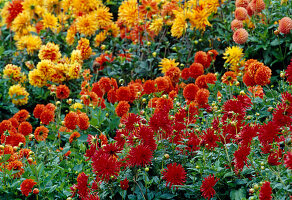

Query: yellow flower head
[68,62,82,79]
[103,22,119,37]
[94,5,113,28]
[149,17,163,35]
[223,46,244,71]
[66,24,77,46]
[70,50,83,64]
[76,38,92,60]
[71,102,83,110]
[28,68,47,87]
[44,0,60,13]
[118,0,138,28]
[9,84,29,106]
[94,31,107,47]
[3,64,22,82]
[159,58,179,73]
[42,12,58,30]
[189,6,211,31]
[22,0,44,16]
[72,0,102,14]
[76,14,98,36]
[171,10,188,38]
[38,42,62,62]
[11,11,31,34]
[50,63,67,84]
[16,35,42,55]
[36,59,55,78]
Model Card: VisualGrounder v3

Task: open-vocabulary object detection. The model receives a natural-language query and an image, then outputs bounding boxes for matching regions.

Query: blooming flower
[162,163,186,189]
[200,174,219,200]
[20,179,37,196]
[259,181,272,200]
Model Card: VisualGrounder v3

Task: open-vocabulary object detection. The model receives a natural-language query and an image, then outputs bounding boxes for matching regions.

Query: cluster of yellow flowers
[28,42,84,87]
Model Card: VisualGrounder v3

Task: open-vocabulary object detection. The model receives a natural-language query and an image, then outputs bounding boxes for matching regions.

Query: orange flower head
[116,86,132,102]
[194,51,208,68]
[33,104,45,119]
[9,118,19,128]
[235,7,248,20]
[189,63,204,79]
[92,82,104,97]
[143,80,156,94]
[243,72,256,86]
[254,65,271,86]
[155,76,170,92]
[115,101,130,117]
[45,103,56,112]
[2,131,25,147]
[64,112,79,130]
[248,86,264,99]
[107,89,118,104]
[195,75,208,89]
[34,126,49,141]
[279,17,292,35]
[38,42,62,62]
[98,77,112,93]
[195,88,210,106]
[7,160,24,178]
[40,109,55,125]
[235,0,249,8]
[181,68,190,80]
[78,112,89,130]
[21,179,37,197]
[250,0,265,12]
[76,38,92,60]
[6,0,24,28]
[183,83,199,101]
[0,120,12,135]
[139,0,158,17]
[18,122,32,136]
[205,73,217,84]
[56,84,70,99]
[69,132,81,143]
[13,109,29,123]
[233,28,249,44]
[165,66,181,84]
[221,71,237,85]
[231,19,243,32]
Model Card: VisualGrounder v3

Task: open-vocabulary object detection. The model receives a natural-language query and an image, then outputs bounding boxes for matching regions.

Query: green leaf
[1,154,11,162]
[159,193,176,199]
[230,188,246,200]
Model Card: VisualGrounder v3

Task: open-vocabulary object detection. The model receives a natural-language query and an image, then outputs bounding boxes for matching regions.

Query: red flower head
[107,89,117,103]
[21,179,37,197]
[56,84,70,99]
[0,120,12,135]
[284,151,292,170]
[162,163,186,189]
[200,174,219,200]
[92,82,104,98]
[98,77,112,94]
[92,153,121,182]
[234,144,250,171]
[195,88,210,106]
[201,128,219,150]
[259,181,272,200]
[155,76,170,93]
[127,144,153,167]
[116,86,132,102]
[6,0,23,28]
[64,112,79,130]
[165,66,181,84]
[77,172,89,198]
[181,68,190,80]
[285,59,292,84]
[18,122,32,136]
[34,126,49,141]
[120,178,129,190]
[195,75,208,89]
[115,101,130,117]
[33,104,45,119]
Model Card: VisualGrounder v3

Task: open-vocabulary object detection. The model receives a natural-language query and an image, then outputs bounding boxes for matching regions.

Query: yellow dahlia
[71,102,83,110]
[66,25,77,46]
[94,31,107,47]
[70,50,83,64]
[118,0,138,28]
[68,63,82,79]
[42,12,58,30]
[171,10,189,38]
[199,0,220,14]
[44,0,60,13]
[76,14,98,36]
[38,42,62,62]
[9,84,29,106]
[159,58,179,74]
[28,69,47,87]
[22,0,43,16]
[3,64,22,82]
[94,5,113,28]
[104,22,120,37]
[71,0,102,14]
[11,11,31,34]
[223,46,244,71]
[36,59,55,78]
[76,38,92,60]
[149,17,163,35]
[189,6,211,31]
[16,35,42,55]
[50,63,67,83]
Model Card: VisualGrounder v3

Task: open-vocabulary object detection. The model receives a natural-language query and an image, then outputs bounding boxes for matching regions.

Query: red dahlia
[162,163,187,189]
[21,179,37,197]
[259,181,272,200]
[127,144,153,167]
[200,174,219,200]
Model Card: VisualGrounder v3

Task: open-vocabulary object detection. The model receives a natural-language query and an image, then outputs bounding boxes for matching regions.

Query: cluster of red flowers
[64,111,89,131]
[33,103,56,125]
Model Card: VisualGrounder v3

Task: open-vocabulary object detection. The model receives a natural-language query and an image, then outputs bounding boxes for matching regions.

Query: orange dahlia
[98,77,112,93]
[165,66,181,84]
[183,83,199,102]
[78,112,89,130]
[40,109,55,125]
[205,73,217,84]
[250,0,265,12]
[115,101,130,117]
[64,112,79,130]
[194,51,208,68]
[235,0,249,8]
[33,104,45,119]
[13,109,29,123]
[9,118,19,128]
[195,75,208,89]
[195,88,210,106]
[34,126,49,141]
[235,7,248,20]
[233,28,249,44]
[155,77,170,93]
[221,71,237,85]
[279,17,292,34]
[38,42,62,62]
[143,80,156,94]
[231,19,243,32]
[116,86,132,102]
[181,68,190,80]
[69,132,81,143]
[7,160,24,178]
[254,65,271,86]
[76,38,92,60]
[56,84,70,99]
[18,122,32,136]
[20,179,37,197]
[189,63,204,79]
[107,89,118,103]
[0,120,12,135]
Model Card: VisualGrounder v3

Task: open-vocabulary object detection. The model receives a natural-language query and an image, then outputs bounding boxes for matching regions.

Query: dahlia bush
[0,0,291,199]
